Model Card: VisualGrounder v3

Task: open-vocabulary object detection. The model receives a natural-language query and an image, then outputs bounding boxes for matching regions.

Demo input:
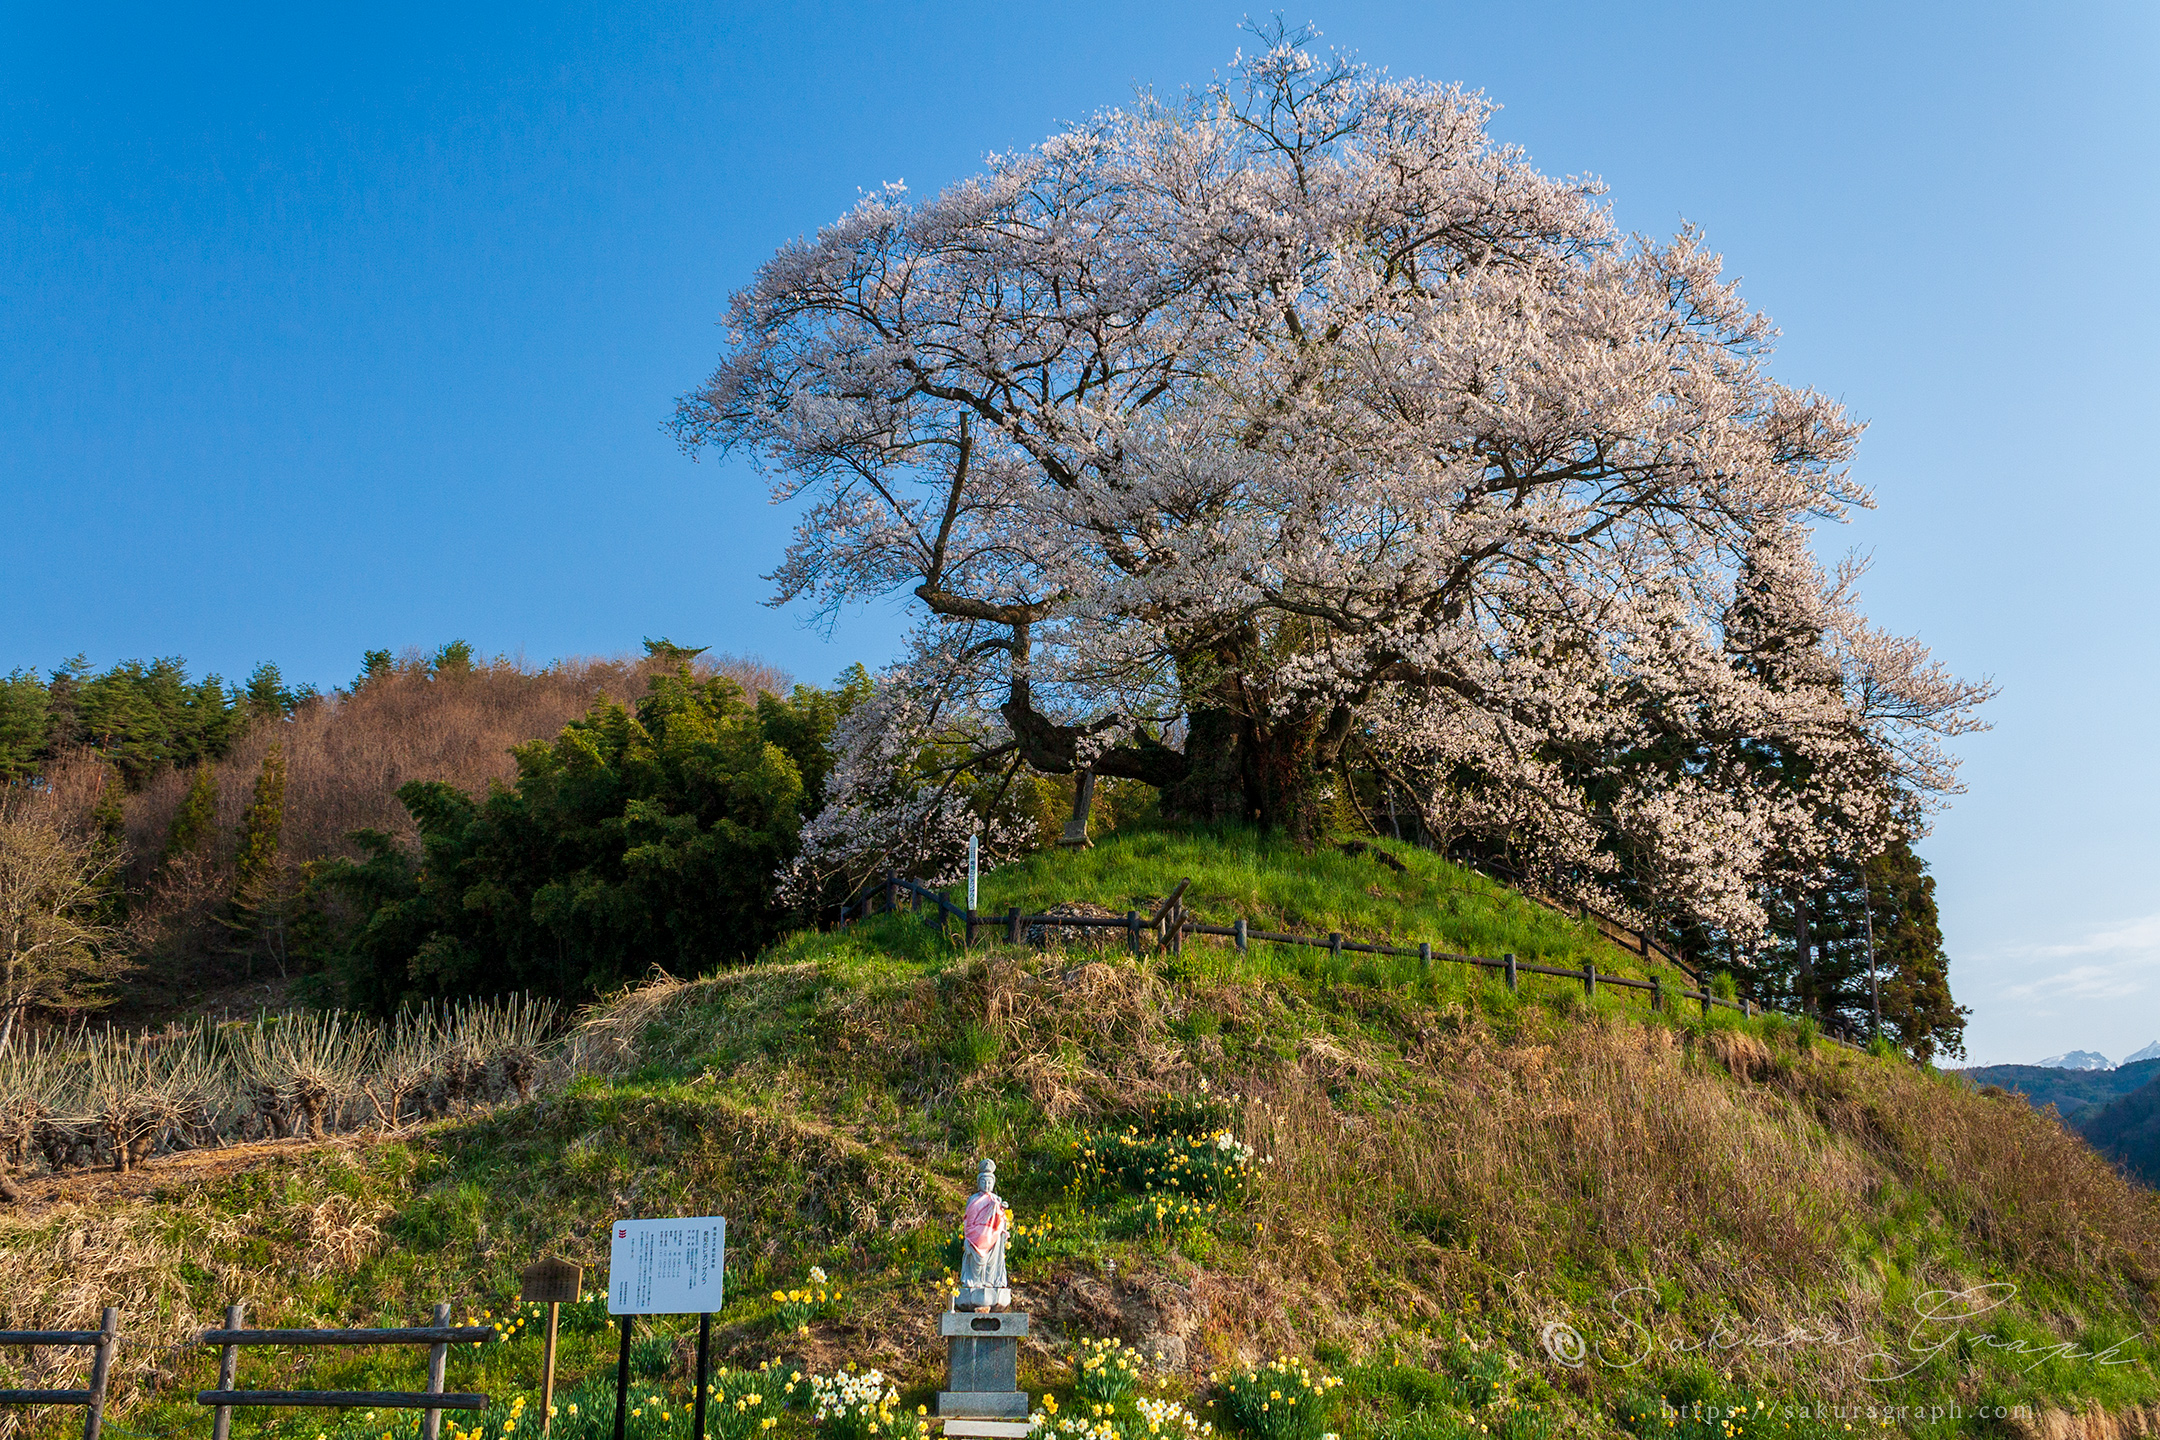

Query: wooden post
[1583,960,1596,1000]
[541,1300,560,1436]
[422,1303,450,1440]
[1126,911,1140,956]
[1700,988,1711,1020]
[1328,932,1343,961]
[1169,906,1183,957]
[1006,907,1021,946]
[80,1307,117,1440]
[964,908,977,949]
[521,1258,582,1437]
[1650,976,1663,1014]
[212,1304,243,1440]
[1418,942,1431,973]
[692,1311,711,1440]
[1234,917,1247,954]
[612,1313,633,1440]
[1503,953,1517,993]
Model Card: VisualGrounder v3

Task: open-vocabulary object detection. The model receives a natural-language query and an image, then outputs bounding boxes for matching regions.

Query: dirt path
[3,1133,372,1220]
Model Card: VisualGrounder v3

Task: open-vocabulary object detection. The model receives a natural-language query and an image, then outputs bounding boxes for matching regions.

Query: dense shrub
[313,665,863,1008]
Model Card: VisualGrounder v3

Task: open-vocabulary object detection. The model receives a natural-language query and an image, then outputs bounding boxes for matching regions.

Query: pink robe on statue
[958,1189,1011,1308]
[964,1189,1007,1256]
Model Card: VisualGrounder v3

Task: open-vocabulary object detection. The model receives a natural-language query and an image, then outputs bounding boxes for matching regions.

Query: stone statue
[955,1157,1011,1311]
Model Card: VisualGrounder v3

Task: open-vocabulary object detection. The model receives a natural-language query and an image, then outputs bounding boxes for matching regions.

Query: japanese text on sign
[607,1217,726,1315]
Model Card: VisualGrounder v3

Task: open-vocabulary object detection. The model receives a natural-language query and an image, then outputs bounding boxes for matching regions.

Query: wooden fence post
[1328,932,1343,961]
[1583,960,1597,1000]
[1700,989,1711,1020]
[1126,911,1140,957]
[964,908,977,949]
[1234,917,1247,954]
[211,1304,243,1440]
[1418,942,1431,973]
[1650,976,1663,1014]
[1503,953,1517,993]
[423,1302,451,1440]
[1006,907,1021,945]
[80,1307,116,1440]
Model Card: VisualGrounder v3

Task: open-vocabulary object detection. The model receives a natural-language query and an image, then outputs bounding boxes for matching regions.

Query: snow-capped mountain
[2035,1050,2113,1070]
[2122,1040,2160,1065]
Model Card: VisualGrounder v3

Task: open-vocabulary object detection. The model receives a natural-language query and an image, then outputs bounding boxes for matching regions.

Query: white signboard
[607,1216,726,1315]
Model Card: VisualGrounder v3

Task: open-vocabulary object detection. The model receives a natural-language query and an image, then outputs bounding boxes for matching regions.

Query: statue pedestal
[938,1311,1030,1436]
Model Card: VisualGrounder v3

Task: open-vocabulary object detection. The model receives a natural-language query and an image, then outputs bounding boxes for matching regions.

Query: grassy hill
[3,832,2157,1440]
[1953,1059,2160,1122]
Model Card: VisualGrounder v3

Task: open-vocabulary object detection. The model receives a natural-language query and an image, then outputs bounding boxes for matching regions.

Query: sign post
[520,1258,583,1436]
[606,1218,727,1440]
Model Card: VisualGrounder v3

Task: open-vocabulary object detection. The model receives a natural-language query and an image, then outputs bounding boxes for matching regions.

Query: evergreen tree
[1867,840,1968,1062]
[352,649,394,693]
[431,640,475,680]
[242,663,301,722]
[89,765,127,854]
[233,746,286,898]
[164,763,220,860]
[0,671,47,783]
[643,637,709,664]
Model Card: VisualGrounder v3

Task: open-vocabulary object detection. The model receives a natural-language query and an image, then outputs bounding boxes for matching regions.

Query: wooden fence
[1449,851,1698,984]
[845,874,1869,1052]
[197,1303,493,1440]
[0,1308,118,1440]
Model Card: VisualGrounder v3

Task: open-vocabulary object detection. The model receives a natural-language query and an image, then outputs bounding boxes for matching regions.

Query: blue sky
[3,2,2155,1064]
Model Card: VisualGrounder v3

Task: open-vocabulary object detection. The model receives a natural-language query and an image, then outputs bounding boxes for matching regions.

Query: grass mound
[2,832,2155,1440]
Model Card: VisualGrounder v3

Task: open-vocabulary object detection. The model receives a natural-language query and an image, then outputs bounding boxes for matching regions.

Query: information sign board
[606,1217,726,1315]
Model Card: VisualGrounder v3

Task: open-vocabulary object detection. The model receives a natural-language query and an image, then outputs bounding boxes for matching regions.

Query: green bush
[313,664,865,1008]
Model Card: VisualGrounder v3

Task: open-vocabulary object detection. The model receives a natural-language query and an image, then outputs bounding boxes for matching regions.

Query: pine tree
[89,765,127,853]
[164,763,219,860]
[242,663,297,722]
[352,649,393,693]
[431,640,475,680]
[1868,840,1968,1062]
[233,746,286,899]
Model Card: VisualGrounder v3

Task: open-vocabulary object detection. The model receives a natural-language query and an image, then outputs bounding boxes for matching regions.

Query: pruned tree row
[0,996,557,1198]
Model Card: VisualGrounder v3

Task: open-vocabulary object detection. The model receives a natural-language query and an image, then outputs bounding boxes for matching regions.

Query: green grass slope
[4,832,2157,1440]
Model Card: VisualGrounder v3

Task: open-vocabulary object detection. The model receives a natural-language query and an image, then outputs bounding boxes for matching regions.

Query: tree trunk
[1160,705,1258,824]
[1793,889,1819,1015]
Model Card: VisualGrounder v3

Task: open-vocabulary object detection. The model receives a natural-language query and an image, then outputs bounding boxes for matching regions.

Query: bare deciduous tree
[0,795,132,1049]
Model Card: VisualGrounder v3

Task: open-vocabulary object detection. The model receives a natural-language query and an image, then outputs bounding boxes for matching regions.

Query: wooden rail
[0,1308,118,1440]
[197,1303,491,1440]
[847,874,1869,1052]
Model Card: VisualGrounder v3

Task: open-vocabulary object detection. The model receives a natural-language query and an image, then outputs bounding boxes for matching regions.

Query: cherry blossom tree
[675,24,1990,938]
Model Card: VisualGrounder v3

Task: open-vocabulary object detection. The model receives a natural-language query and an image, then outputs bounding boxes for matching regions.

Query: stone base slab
[938,1392,1029,1419]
